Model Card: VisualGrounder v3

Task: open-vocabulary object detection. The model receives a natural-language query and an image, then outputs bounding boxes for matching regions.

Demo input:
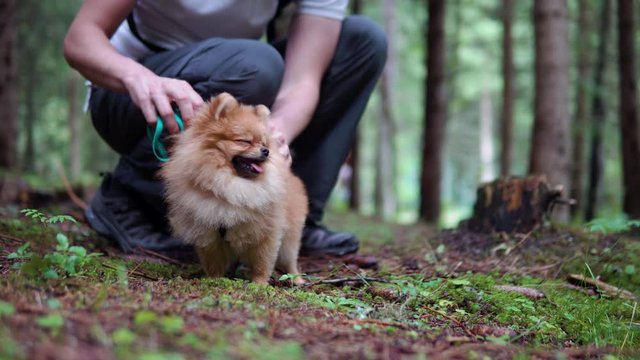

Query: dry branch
[567,274,639,301]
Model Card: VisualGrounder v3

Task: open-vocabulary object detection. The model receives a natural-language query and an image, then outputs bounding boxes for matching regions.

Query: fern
[21,209,78,226]
[20,209,47,223]
[586,216,640,234]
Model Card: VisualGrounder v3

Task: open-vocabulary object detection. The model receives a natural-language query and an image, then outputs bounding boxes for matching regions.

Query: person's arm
[63,0,203,132]
[268,14,341,159]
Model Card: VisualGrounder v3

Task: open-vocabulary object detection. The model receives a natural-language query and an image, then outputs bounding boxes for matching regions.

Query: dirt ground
[0,195,638,360]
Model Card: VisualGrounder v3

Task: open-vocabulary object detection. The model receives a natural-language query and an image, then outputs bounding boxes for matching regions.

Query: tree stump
[466,175,565,233]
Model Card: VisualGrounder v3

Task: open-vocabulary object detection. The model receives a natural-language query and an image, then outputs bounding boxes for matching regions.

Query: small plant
[6,209,102,279]
[20,209,77,226]
[6,242,33,269]
[42,232,102,279]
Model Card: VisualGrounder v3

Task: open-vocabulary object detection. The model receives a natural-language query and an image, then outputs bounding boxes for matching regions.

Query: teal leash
[147,113,185,162]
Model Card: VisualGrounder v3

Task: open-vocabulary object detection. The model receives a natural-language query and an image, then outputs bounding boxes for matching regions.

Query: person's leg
[86,39,284,253]
[277,16,387,255]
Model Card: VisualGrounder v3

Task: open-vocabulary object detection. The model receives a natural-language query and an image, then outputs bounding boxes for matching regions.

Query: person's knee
[341,15,387,75]
[238,43,284,105]
[188,39,284,106]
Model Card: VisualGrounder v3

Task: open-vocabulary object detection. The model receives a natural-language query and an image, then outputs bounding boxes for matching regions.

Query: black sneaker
[85,173,188,253]
[299,221,359,257]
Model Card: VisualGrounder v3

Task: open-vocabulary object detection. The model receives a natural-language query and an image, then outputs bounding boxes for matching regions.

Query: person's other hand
[267,122,292,167]
[122,71,204,133]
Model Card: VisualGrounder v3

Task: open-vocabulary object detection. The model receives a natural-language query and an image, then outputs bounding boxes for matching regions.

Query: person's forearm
[270,81,319,143]
[63,0,145,93]
[270,14,341,144]
[64,25,152,93]
[63,0,203,131]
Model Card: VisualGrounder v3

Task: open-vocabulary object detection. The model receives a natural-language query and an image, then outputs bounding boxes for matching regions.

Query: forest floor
[0,195,639,360]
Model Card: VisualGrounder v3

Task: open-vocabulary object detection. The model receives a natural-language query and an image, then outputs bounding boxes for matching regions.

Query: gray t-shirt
[111,0,348,60]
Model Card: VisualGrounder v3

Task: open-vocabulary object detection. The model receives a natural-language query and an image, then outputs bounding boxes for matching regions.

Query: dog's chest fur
[168,166,286,248]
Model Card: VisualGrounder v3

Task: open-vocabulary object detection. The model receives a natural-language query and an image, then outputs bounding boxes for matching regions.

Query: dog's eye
[235,139,252,145]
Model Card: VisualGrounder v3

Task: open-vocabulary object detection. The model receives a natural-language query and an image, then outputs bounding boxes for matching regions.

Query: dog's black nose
[260,147,269,157]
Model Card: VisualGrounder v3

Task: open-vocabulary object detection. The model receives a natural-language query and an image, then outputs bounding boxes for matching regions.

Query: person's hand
[267,122,292,167]
[122,71,204,133]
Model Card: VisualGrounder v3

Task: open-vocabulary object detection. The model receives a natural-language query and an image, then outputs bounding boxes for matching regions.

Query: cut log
[465,175,569,233]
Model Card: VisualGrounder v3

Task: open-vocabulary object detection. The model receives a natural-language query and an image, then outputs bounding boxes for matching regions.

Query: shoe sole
[299,242,359,257]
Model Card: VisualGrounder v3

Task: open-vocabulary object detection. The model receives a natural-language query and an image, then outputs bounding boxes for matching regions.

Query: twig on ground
[102,263,158,281]
[55,159,88,211]
[305,277,389,287]
[340,318,411,330]
[136,247,184,266]
[422,305,475,338]
[494,285,545,299]
[0,232,28,244]
[494,231,534,267]
[567,274,639,301]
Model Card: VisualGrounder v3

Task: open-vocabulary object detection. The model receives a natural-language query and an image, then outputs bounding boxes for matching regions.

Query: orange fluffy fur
[161,93,308,285]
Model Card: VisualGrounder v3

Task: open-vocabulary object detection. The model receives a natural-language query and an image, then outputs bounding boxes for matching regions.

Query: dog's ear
[210,92,238,120]
[254,104,270,120]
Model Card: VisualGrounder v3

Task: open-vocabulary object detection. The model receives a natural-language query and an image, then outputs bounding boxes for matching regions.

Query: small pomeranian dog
[161,92,307,285]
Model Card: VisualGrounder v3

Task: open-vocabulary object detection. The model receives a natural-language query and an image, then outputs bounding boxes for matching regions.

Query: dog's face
[193,93,273,180]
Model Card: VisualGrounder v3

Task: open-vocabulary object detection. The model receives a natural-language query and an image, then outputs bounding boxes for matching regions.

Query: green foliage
[112,328,136,346]
[20,209,78,226]
[0,301,16,316]
[6,242,33,269]
[586,216,640,234]
[133,310,185,335]
[6,209,102,279]
[42,232,101,279]
[278,273,307,283]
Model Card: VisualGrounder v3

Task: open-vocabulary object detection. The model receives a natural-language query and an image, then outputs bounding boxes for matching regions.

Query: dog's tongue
[250,162,263,173]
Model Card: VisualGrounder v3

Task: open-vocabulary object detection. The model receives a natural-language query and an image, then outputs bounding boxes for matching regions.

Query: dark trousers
[89,15,386,223]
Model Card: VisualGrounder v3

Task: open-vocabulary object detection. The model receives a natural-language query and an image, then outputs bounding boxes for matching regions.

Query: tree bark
[375,0,397,219]
[22,58,36,172]
[68,73,82,181]
[617,0,640,219]
[0,0,18,169]
[467,176,563,233]
[347,0,362,211]
[500,0,514,177]
[570,0,592,219]
[480,89,495,182]
[585,0,611,221]
[529,0,571,221]
[420,0,447,223]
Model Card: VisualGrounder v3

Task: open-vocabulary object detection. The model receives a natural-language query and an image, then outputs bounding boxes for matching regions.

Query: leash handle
[147,113,185,162]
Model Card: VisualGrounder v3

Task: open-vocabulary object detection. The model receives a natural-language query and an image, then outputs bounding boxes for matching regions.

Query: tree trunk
[420,0,447,223]
[375,0,397,219]
[347,143,360,211]
[529,0,571,221]
[0,0,17,169]
[68,73,82,181]
[617,0,640,219]
[571,0,592,219]
[22,60,36,173]
[467,175,563,233]
[350,0,361,14]
[479,89,495,182]
[347,0,362,211]
[500,0,514,177]
[585,0,611,221]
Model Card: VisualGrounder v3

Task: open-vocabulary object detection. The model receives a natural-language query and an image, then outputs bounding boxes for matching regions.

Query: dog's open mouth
[232,155,266,178]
